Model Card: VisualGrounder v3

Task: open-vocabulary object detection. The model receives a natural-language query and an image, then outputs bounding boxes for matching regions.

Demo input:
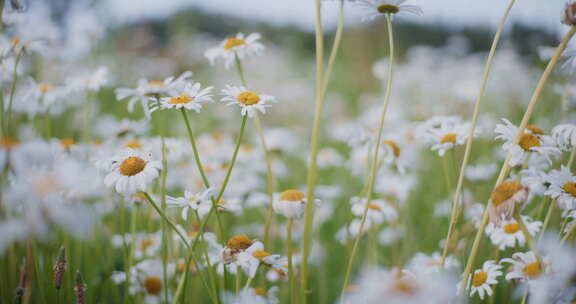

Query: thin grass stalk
[159,135,170,304]
[461,26,576,293]
[287,219,295,304]
[340,14,395,299]
[441,0,517,264]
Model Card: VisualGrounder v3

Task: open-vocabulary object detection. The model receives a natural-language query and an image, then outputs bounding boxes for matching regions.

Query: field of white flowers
[1,0,576,303]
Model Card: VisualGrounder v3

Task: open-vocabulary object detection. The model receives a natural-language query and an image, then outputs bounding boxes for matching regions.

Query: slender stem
[441,0,516,264]
[538,198,553,242]
[287,219,295,304]
[214,115,248,204]
[144,192,189,247]
[125,205,138,302]
[513,213,541,260]
[6,50,22,135]
[160,135,169,304]
[461,26,576,293]
[340,14,395,298]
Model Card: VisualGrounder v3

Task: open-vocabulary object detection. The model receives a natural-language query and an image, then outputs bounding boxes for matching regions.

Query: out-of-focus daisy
[501,251,549,282]
[221,286,280,304]
[406,252,460,274]
[221,85,276,117]
[166,188,214,220]
[521,168,549,195]
[159,81,213,112]
[104,149,161,195]
[205,33,264,69]
[350,196,398,225]
[552,123,576,152]
[488,180,528,224]
[355,0,423,22]
[129,259,174,304]
[112,232,162,260]
[422,118,472,156]
[546,165,576,211]
[465,163,497,182]
[67,66,109,92]
[236,241,287,278]
[316,148,344,168]
[461,260,502,300]
[486,216,541,250]
[273,189,307,219]
[494,119,560,167]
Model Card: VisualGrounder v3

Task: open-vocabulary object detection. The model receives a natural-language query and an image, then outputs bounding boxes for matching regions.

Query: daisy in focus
[159,81,214,112]
[545,165,576,211]
[486,216,541,250]
[205,33,264,69]
[494,119,560,167]
[104,149,161,195]
[355,0,423,22]
[461,260,502,300]
[166,188,214,220]
[501,251,548,282]
[273,189,308,219]
[422,118,472,157]
[221,85,276,117]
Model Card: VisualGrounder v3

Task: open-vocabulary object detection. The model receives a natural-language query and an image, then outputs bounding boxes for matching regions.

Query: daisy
[115,71,192,118]
[130,259,175,304]
[422,118,472,156]
[406,252,460,274]
[494,119,560,167]
[488,180,529,224]
[272,189,307,219]
[486,216,542,250]
[159,81,213,112]
[212,234,257,275]
[501,251,549,282]
[67,66,109,92]
[465,163,497,182]
[236,242,287,278]
[355,0,423,22]
[166,188,214,220]
[205,33,264,69]
[104,149,161,195]
[546,165,576,210]
[461,260,502,300]
[552,123,576,152]
[220,85,276,117]
[350,196,398,225]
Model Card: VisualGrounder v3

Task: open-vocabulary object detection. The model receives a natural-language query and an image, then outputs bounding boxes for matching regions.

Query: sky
[103,0,565,35]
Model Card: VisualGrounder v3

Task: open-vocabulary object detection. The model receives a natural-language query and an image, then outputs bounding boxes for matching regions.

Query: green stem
[513,212,541,260]
[538,198,553,242]
[6,50,23,135]
[340,14,395,298]
[125,205,138,303]
[160,135,169,304]
[441,0,516,264]
[461,25,576,294]
[287,219,295,304]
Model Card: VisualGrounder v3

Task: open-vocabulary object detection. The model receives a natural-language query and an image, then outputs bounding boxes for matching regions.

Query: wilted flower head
[562,1,576,26]
[488,180,529,224]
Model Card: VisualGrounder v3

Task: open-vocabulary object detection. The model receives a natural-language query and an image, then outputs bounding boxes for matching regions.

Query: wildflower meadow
[1,0,576,303]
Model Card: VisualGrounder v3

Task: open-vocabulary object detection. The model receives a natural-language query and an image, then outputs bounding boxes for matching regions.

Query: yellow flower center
[472,271,488,287]
[133,192,148,202]
[148,81,165,87]
[254,288,267,296]
[0,136,19,149]
[176,260,187,272]
[279,189,306,202]
[237,91,261,105]
[187,231,199,238]
[526,125,544,135]
[503,223,520,234]
[32,173,59,197]
[523,261,542,278]
[390,277,417,295]
[139,237,154,251]
[224,37,246,50]
[10,37,20,47]
[119,157,147,176]
[563,182,576,197]
[169,94,194,104]
[226,234,253,250]
[491,180,523,207]
[384,140,401,157]
[252,250,271,261]
[519,133,541,151]
[377,4,400,14]
[143,276,162,295]
[60,138,76,149]
[125,140,142,149]
[39,84,54,93]
[440,133,457,144]
[368,203,381,211]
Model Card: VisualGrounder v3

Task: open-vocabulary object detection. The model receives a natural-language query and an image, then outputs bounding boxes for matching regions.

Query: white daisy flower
[115,71,192,118]
[521,168,549,195]
[112,232,162,260]
[350,196,398,225]
[488,180,529,224]
[220,85,276,117]
[406,252,460,274]
[494,119,560,167]
[355,0,422,22]
[486,216,542,250]
[545,165,576,211]
[465,163,498,182]
[236,242,287,278]
[461,260,502,300]
[501,251,549,282]
[205,33,264,69]
[130,259,175,304]
[273,189,308,219]
[422,118,472,157]
[104,149,161,195]
[159,81,213,112]
[552,123,576,151]
[166,188,214,221]
[67,66,109,92]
